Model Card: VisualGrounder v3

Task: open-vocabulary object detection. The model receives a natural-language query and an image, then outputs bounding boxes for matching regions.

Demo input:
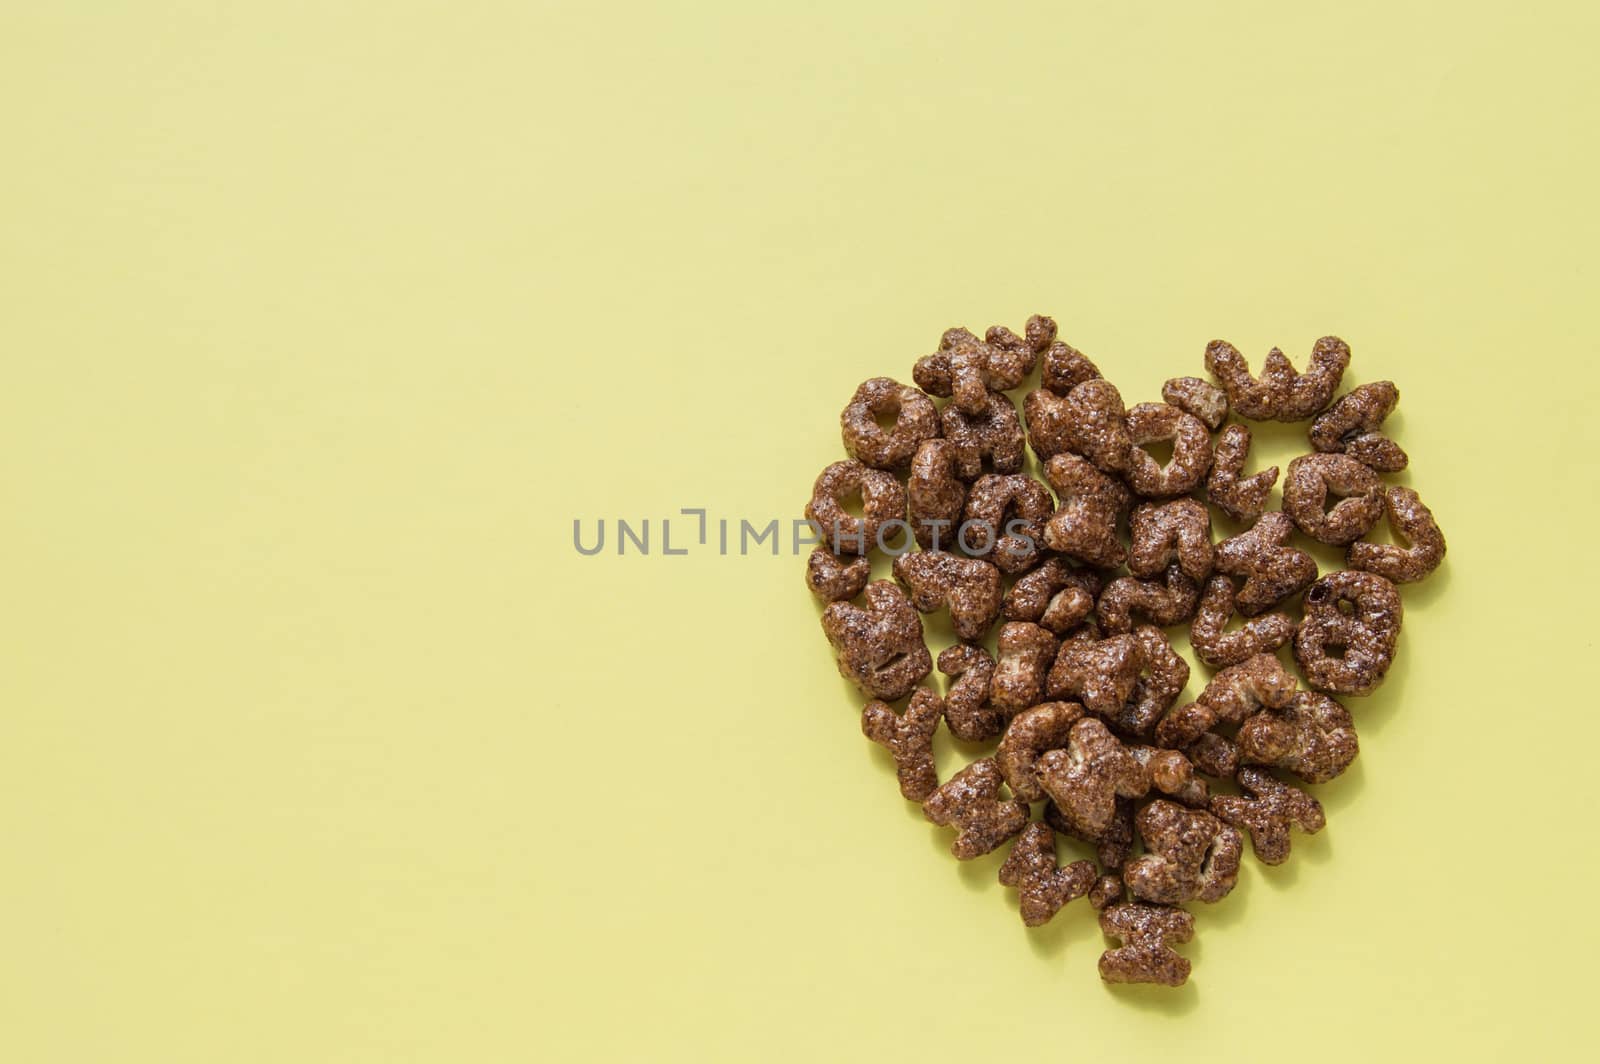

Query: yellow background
[3,2,1597,1060]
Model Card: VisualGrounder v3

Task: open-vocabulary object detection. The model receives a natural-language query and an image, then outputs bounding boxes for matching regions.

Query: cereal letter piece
[942,388,1026,479]
[1125,800,1242,905]
[840,377,940,471]
[805,547,871,603]
[892,550,1003,643]
[1283,453,1384,546]
[1309,381,1407,472]
[914,316,1051,414]
[1002,557,1101,635]
[1041,336,1103,396]
[1161,376,1229,430]
[1294,570,1402,696]
[1237,691,1359,783]
[1125,402,1213,498]
[1206,424,1279,522]
[922,757,1030,860]
[1035,719,1149,840]
[1041,453,1132,568]
[1204,336,1350,421]
[1210,767,1326,865]
[999,822,1097,926]
[1098,903,1195,986]
[861,687,945,802]
[991,621,1061,714]
[805,459,907,555]
[1129,499,1214,582]
[997,701,1085,801]
[960,474,1053,574]
[821,580,933,700]
[1128,746,1209,807]
[937,643,1005,743]
[1097,566,1201,635]
[1046,632,1141,716]
[1188,575,1296,668]
[1047,794,1137,870]
[1347,486,1446,584]
[907,439,967,550]
[1213,511,1317,616]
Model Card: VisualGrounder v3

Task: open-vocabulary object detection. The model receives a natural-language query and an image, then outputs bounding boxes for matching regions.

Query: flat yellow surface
[3,2,1598,1061]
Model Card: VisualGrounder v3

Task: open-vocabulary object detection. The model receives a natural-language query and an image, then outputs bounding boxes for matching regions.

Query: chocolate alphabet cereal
[808,316,1443,987]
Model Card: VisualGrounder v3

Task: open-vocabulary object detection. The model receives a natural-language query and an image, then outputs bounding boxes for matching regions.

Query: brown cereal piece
[1188,574,1297,668]
[1047,626,1190,740]
[1042,338,1103,396]
[1310,381,1408,472]
[997,701,1085,801]
[1041,453,1132,568]
[959,473,1053,574]
[1021,387,1075,462]
[937,643,1006,743]
[1046,632,1142,716]
[1154,701,1212,750]
[1295,570,1403,695]
[1129,745,1209,807]
[1283,453,1384,546]
[990,621,1062,714]
[840,377,940,471]
[1002,557,1102,635]
[1024,379,1134,474]
[821,580,934,700]
[861,688,944,802]
[922,757,1030,860]
[914,317,1050,414]
[907,439,967,550]
[1156,652,1295,749]
[1129,499,1214,582]
[1125,800,1242,905]
[1214,511,1318,616]
[1098,902,1195,986]
[1198,653,1299,723]
[1161,376,1229,430]
[892,550,1003,643]
[1205,424,1280,522]
[998,822,1098,926]
[1203,336,1351,422]
[941,388,1026,479]
[1238,691,1358,784]
[1063,379,1136,474]
[1125,402,1213,498]
[1184,732,1240,779]
[1210,768,1326,865]
[1089,873,1125,911]
[1035,718,1149,840]
[805,547,871,603]
[1113,626,1192,740]
[1048,793,1137,870]
[1348,486,1447,584]
[804,459,907,555]
[1097,566,1201,635]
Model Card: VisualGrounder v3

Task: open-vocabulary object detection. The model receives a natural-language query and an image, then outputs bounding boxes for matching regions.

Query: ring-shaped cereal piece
[804,459,906,555]
[1125,402,1213,498]
[840,377,940,471]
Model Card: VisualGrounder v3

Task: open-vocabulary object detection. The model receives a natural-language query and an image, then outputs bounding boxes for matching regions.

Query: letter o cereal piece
[804,459,907,555]
[1125,402,1213,498]
[840,377,940,471]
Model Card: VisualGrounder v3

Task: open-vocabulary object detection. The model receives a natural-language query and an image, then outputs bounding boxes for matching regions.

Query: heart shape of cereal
[806,316,1446,987]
